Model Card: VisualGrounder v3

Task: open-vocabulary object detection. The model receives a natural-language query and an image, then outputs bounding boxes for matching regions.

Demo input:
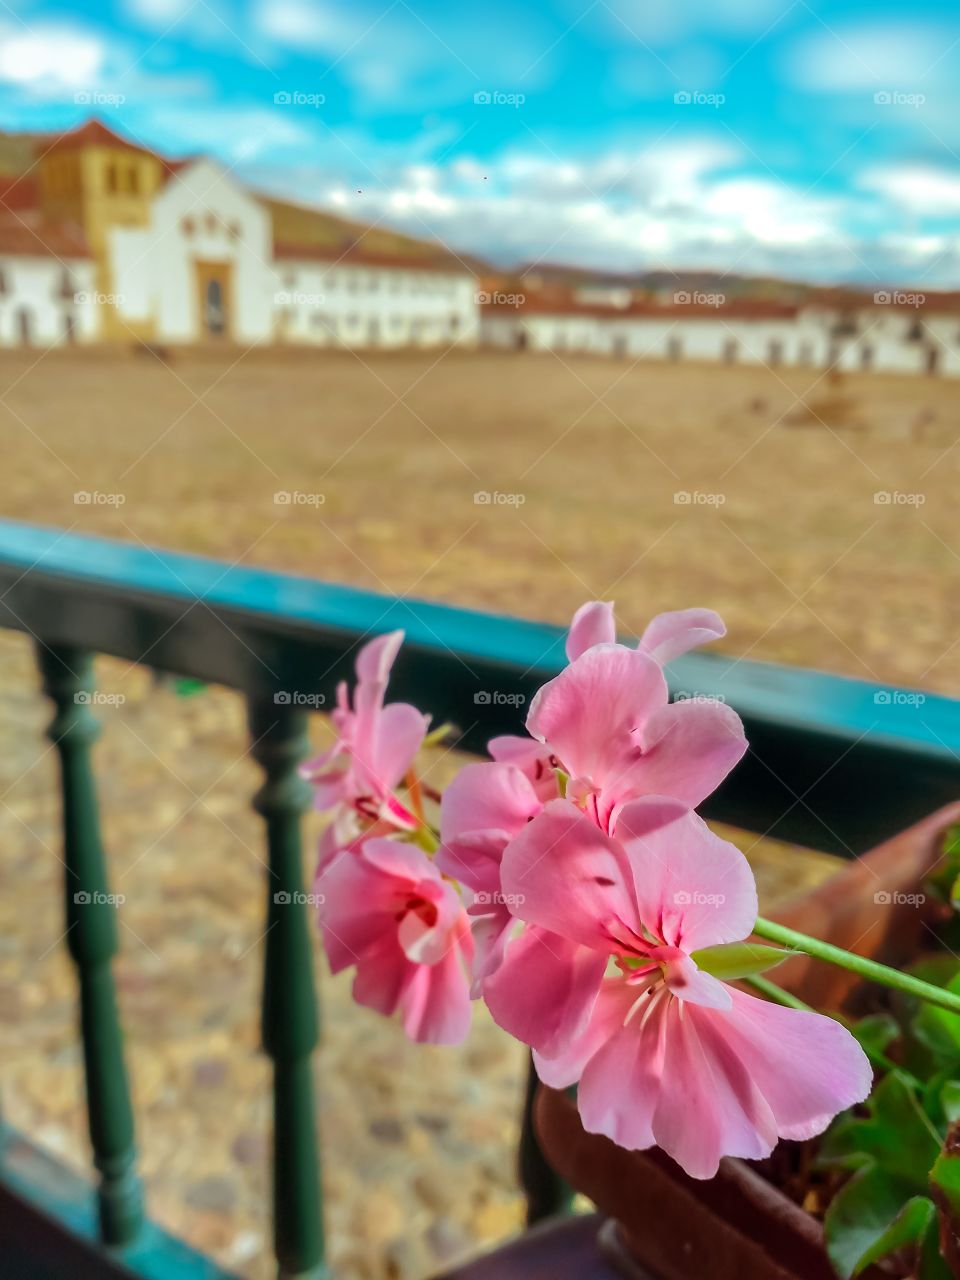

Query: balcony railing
[1,516,958,1278]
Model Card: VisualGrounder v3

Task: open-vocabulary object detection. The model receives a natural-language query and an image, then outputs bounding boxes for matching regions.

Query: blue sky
[2,0,959,284]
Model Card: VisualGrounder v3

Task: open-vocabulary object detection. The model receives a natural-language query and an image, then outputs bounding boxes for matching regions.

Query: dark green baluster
[37,644,143,1246]
[519,1055,573,1225]
[249,699,327,1280]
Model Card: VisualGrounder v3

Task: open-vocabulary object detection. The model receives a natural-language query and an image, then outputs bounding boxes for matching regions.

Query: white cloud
[0,25,105,89]
[859,164,960,215]
[784,22,952,93]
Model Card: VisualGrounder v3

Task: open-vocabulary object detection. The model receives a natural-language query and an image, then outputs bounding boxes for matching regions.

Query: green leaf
[915,973,960,1061]
[824,1166,917,1278]
[942,1082,960,1124]
[850,1013,900,1058]
[820,1073,940,1186]
[852,1195,936,1275]
[690,941,795,980]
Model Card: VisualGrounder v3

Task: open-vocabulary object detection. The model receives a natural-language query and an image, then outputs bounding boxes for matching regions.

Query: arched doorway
[194,262,232,338]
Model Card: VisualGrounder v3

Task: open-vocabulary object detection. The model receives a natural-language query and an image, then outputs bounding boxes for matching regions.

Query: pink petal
[534,978,637,1089]
[615,797,758,952]
[639,608,725,665]
[483,926,606,1058]
[352,931,409,1015]
[575,984,669,1151]
[398,931,473,1044]
[487,735,558,802]
[632,698,747,808]
[526,645,667,824]
[437,762,541,893]
[466,902,515,995]
[500,799,645,953]
[316,845,406,972]
[364,701,428,796]
[708,988,873,1141]
[566,600,616,662]
[651,996,779,1178]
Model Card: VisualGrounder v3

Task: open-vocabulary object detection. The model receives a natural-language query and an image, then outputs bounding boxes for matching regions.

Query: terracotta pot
[534,801,960,1280]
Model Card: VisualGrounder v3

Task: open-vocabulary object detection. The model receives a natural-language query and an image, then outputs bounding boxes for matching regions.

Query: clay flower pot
[534,802,960,1280]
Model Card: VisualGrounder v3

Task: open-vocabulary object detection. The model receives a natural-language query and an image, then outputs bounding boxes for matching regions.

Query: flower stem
[753,916,960,1017]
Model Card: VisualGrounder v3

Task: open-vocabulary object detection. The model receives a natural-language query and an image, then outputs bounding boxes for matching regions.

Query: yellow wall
[38,144,163,339]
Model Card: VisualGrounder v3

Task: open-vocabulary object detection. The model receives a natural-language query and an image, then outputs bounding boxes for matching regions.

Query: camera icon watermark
[674,490,726,507]
[873,890,925,905]
[673,890,726,906]
[674,90,725,107]
[274,90,325,107]
[873,491,925,507]
[274,490,326,507]
[473,90,525,107]
[74,691,125,707]
[74,890,125,907]
[873,689,926,707]
[473,490,526,507]
[273,691,327,708]
[74,491,126,507]
[474,691,526,707]
[273,890,325,905]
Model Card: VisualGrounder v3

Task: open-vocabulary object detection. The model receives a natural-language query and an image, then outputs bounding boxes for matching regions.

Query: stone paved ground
[1,347,956,1276]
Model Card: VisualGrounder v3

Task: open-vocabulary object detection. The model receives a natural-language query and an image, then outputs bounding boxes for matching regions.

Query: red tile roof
[481,289,800,320]
[0,213,91,258]
[273,241,468,273]
[46,118,158,159]
[0,173,39,212]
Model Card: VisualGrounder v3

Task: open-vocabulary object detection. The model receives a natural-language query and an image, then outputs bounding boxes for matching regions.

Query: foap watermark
[474,490,526,507]
[674,90,725,107]
[473,890,526,907]
[275,290,325,306]
[74,90,126,107]
[273,890,326,906]
[874,690,926,707]
[474,691,526,707]
[674,290,725,308]
[874,490,925,507]
[74,891,125,907]
[75,291,125,306]
[275,490,326,507]
[674,890,725,906]
[874,90,925,108]
[475,290,526,307]
[673,691,727,705]
[74,491,126,507]
[874,890,926,906]
[674,490,726,507]
[274,90,325,107]
[874,290,925,308]
[74,691,125,707]
[474,90,525,107]
[274,691,327,708]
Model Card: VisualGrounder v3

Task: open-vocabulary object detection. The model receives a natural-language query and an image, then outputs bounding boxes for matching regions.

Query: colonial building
[0,119,478,349]
[0,118,957,377]
[479,286,960,377]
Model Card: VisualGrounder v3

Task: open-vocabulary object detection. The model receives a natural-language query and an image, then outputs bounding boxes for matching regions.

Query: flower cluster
[304,602,871,1179]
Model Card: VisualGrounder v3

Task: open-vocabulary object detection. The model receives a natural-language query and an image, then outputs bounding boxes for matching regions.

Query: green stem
[754,916,960,1018]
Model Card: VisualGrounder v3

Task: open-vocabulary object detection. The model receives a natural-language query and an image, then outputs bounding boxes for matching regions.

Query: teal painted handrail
[249,701,328,1280]
[2,517,960,1276]
[36,644,143,1246]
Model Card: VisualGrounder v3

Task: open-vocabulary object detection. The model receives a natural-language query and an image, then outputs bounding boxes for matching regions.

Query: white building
[0,208,97,347]
[0,119,479,350]
[479,288,960,376]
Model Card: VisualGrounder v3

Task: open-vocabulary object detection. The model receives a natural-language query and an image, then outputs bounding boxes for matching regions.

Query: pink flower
[436,762,541,993]
[483,797,872,1178]
[317,837,473,1045]
[488,601,741,830]
[566,600,726,665]
[300,631,430,858]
